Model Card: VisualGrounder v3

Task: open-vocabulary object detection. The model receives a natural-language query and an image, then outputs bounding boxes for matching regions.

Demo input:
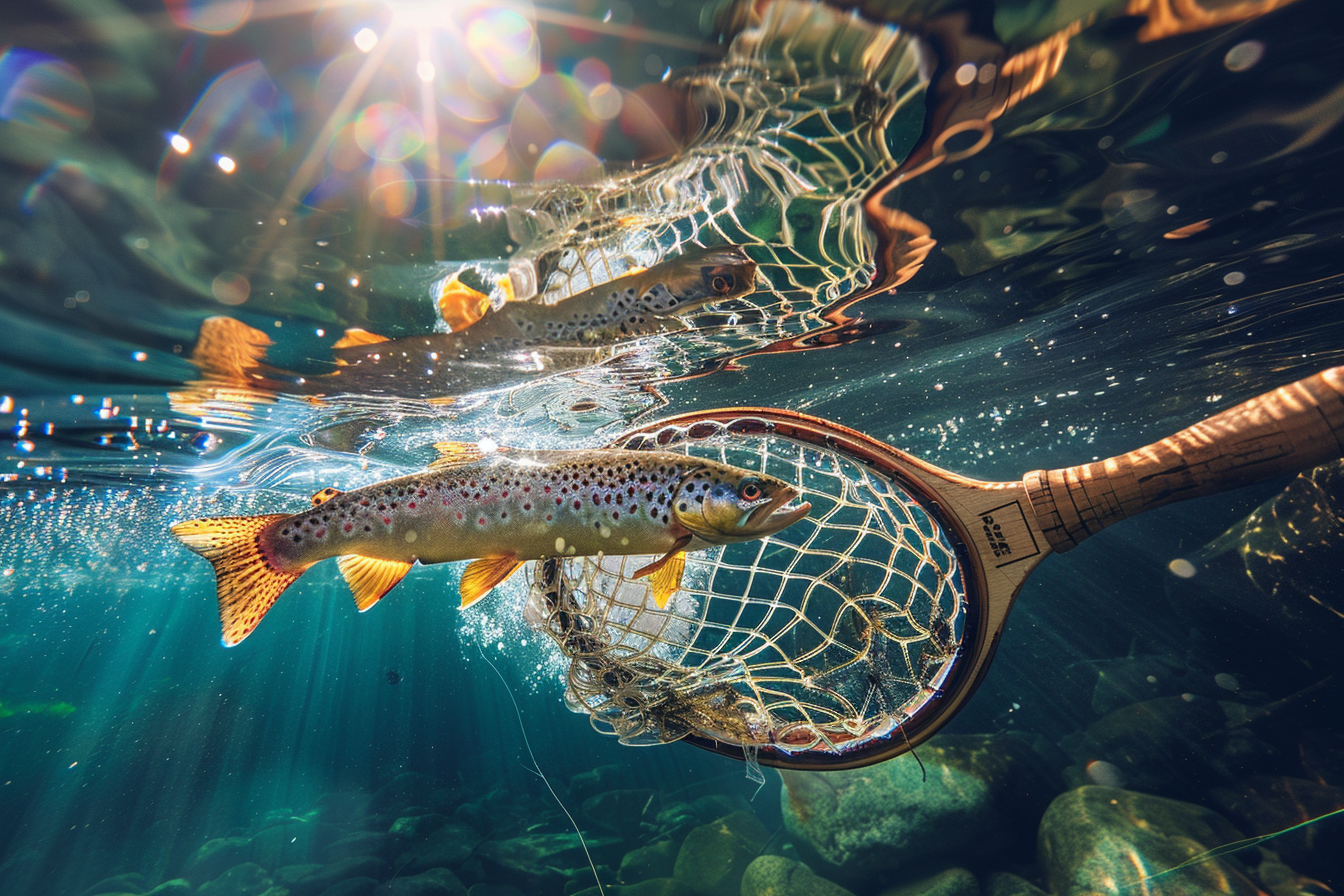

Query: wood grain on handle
[1023,367,1344,553]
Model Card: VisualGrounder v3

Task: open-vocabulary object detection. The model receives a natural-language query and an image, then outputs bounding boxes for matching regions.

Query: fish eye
[738,479,763,501]
[711,273,734,294]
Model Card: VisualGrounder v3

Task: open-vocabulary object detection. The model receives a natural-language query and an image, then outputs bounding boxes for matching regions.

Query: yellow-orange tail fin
[189,316,273,379]
[169,317,277,417]
[171,514,300,647]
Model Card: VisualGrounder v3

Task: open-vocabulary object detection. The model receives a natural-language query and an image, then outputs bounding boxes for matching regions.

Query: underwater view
[3,0,1344,894]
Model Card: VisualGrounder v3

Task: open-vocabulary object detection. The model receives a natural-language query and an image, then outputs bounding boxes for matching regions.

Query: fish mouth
[746,488,811,533]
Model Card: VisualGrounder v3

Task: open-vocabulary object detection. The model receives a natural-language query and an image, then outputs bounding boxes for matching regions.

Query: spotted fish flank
[174,246,758,405]
[329,246,758,373]
[171,443,810,646]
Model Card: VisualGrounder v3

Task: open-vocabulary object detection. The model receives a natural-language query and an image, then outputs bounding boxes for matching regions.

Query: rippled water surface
[2,1,1343,894]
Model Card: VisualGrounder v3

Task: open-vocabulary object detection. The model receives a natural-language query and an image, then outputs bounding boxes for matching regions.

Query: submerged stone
[372,868,467,896]
[198,863,274,896]
[371,774,435,814]
[325,833,399,862]
[319,879,379,896]
[316,792,373,827]
[781,733,1060,889]
[144,880,193,896]
[250,821,318,869]
[740,855,856,896]
[1063,695,1226,795]
[875,869,978,896]
[478,832,619,894]
[188,838,253,883]
[983,872,1049,896]
[391,813,448,840]
[394,821,484,875]
[672,810,770,896]
[81,873,149,896]
[618,839,678,884]
[571,879,695,896]
[465,885,527,896]
[287,857,391,896]
[568,765,627,804]
[274,865,324,889]
[1038,786,1258,895]
[1208,775,1344,883]
[581,789,656,836]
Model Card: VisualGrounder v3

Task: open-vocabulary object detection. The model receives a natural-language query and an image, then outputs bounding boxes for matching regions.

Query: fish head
[671,461,810,543]
[653,246,758,311]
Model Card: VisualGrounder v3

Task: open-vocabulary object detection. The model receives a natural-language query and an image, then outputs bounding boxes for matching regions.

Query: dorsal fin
[429,441,499,469]
[332,328,389,349]
[311,487,343,506]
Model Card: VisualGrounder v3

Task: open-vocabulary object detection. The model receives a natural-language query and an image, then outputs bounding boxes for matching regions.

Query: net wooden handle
[1023,367,1344,553]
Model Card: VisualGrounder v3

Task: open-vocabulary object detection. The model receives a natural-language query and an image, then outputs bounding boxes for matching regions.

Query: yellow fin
[460,555,522,607]
[332,328,389,349]
[429,440,490,469]
[311,487,343,506]
[170,514,299,647]
[649,551,685,609]
[631,534,693,581]
[438,275,491,331]
[336,555,413,612]
[188,316,272,378]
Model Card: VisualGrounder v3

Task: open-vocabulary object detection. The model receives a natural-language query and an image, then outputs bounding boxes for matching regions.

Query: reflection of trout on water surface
[172,246,757,410]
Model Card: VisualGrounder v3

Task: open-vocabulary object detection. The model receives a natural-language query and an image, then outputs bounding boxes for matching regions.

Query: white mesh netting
[523,417,967,760]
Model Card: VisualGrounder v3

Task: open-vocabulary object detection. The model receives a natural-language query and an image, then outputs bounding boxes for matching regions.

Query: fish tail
[169,316,279,416]
[171,514,300,647]
[189,316,273,379]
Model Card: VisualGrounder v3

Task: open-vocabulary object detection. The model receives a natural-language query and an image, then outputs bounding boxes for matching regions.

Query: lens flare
[355,101,424,162]
[0,48,93,136]
[534,140,603,182]
[368,161,416,217]
[161,61,286,187]
[467,9,539,90]
[164,0,253,35]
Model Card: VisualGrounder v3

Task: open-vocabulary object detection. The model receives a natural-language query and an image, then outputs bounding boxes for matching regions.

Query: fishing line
[1129,805,1344,890]
[477,644,605,896]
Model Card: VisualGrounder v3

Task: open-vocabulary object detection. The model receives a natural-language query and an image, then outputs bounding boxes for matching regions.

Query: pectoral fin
[631,534,693,607]
[648,551,686,609]
[460,555,522,607]
[337,555,413,611]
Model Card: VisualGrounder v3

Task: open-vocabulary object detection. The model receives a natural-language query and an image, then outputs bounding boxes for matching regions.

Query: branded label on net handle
[977,500,1041,568]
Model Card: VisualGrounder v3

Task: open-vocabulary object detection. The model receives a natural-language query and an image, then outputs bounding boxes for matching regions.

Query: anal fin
[460,555,522,607]
[337,555,413,611]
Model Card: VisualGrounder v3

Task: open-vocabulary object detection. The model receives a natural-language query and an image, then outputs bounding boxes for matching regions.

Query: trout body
[172,443,808,646]
[178,246,757,402]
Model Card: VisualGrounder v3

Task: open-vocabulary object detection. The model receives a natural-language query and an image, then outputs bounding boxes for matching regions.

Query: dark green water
[2,1,1343,895]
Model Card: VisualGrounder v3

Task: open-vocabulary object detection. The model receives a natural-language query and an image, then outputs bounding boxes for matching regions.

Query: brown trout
[172,442,810,646]
[175,246,757,404]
